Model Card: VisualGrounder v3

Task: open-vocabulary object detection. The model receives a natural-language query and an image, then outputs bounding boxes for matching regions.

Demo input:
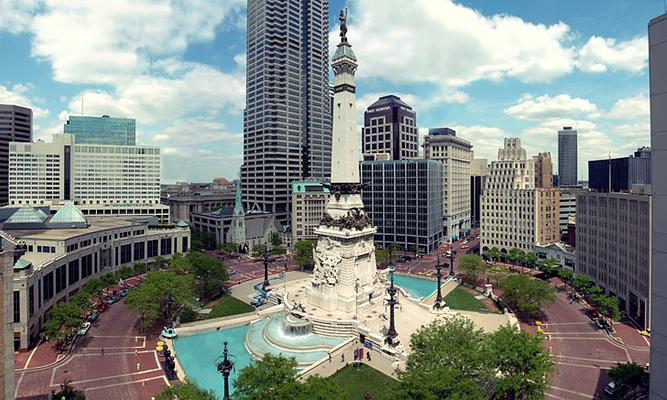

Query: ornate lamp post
[433,256,447,309]
[385,267,399,346]
[216,342,236,400]
[448,249,457,276]
[261,244,271,291]
[164,293,174,328]
[354,278,360,320]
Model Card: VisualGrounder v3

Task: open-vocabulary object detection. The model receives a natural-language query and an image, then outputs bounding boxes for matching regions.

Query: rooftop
[366,95,413,111]
[5,217,142,241]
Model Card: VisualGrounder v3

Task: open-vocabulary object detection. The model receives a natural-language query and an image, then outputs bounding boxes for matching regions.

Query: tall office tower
[362,95,418,160]
[8,134,169,221]
[423,128,473,241]
[534,152,553,188]
[63,115,136,145]
[558,127,578,186]
[0,105,32,205]
[576,188,651,328]
[470,159,488,228]
[649,13,667,400]
[240,0,332,223]
[481,138,559,253]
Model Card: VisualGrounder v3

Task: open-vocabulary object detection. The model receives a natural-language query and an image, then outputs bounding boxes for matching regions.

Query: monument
[306,9,384,313]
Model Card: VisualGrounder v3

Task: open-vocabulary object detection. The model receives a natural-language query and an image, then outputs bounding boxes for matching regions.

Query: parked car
[104,295,122,305]
[87,310,100,322]
[77,322,91,336]
[120,288,129,297]
[461,245,469,249]
[604,381,620,396]
[595,319,609,330]
[96,303,108,313]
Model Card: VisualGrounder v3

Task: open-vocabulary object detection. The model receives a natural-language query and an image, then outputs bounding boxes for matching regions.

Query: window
[147,240,158,258]
[81,254,93,278]
[160,238,172,256]
[182,237,188,253]
[13,291,20,323]
[121,244,132,264]
[134,242,145,261]
[55,265,66,294]
[68,260,80,285]
[28,285,34,318]
[43,272,54,302]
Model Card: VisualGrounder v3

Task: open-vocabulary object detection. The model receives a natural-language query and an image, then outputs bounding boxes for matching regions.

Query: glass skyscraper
[240,0,332,222]
[557,127,578,186]
[63,115,136,145]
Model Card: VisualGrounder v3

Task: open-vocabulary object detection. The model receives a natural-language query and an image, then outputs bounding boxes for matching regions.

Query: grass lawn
[205,295,254,319]
[329,364,396,400]
[444,286,487,312]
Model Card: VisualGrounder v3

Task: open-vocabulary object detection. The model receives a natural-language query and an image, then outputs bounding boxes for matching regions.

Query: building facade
[8,133,168,222]
[361,159,443,254]
[649,14,667,399]
[161,189,235,222]
[240,0,332,222]
[558,127,578,187]
[588,148,651,192]
[291,181,330,243]
[0,104,32,206]
[63,115,136,145]
[559,189,577,240]
[362,95,418,160]
[470,159,488,228]
[576,190,651,329]
[534,152,553,188]
[423,128,473,241]
[2,205,189,349]
[0,231,20,399]
[481,138,558,253]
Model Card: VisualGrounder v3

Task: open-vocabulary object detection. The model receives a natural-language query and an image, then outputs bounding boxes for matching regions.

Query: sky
[0,0,661,183]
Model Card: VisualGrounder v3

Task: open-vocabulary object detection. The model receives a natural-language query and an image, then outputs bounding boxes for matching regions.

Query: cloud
[0,0,40,34]
[149,117,242,145]
[449,125,508,161]
[30,0,244,85]
[607,94,649,120]
[342,0,575,102]
[577,36,647,73]
[0,83,50,119]
[504,94,599,120]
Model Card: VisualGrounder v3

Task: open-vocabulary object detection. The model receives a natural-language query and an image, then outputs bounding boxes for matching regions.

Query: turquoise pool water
[174,324,252,399]
[392,274,437,300]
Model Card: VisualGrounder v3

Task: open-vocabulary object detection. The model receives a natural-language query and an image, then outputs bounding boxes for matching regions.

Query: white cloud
[0,0,40,34]
[31,0,244,85]
[607,95,649,120]
[342,0,575,102]
[149,117,242,146]
[504,94,599,120]
[450,125,508,161]
[0,83,50,119]
[577,36,647,73]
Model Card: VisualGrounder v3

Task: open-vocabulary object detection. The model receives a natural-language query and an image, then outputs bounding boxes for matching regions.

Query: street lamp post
[261,244,271,291]
[164,293,174,329]
[448,249,457,276]
[385,267,399,346]
[355,278,360,320]
[433,256,446,309]
[216,342,235,400]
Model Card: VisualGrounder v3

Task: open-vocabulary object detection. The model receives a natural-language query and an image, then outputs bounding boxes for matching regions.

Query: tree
[598,295,621,321]
[270,246,286,256]
[187,252,229,302]
[293,240,317,270]
[42,302,83,346]
[487,247,501,262]
[220,242,239,253]
[133,262,148,275]
[270,232,282,246]
[154,379,215,400]
[558,268,573,286]
[51,380,86,400]
[508,248,523,266]
[389,317,492,400]
[488,266,509,288]
[607,362,649,397]
[489,325,554,400]
[274,376,343,400]
[500,274,556,319]
[537,258,559,277]
[80,278,104,298]
[408,245,418,256]
[375,247,389,268]
[251,244,265,258]
[524,252,539,269]
[459,254,486,283]
[573,274,593,293]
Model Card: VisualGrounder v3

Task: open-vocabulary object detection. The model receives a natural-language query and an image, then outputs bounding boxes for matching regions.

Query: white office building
[423,128,473,241]
[559,188,577,239]
[8,134,168,222]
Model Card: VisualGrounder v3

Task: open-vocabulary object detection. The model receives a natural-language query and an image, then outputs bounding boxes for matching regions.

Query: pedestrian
[366,351,371,361]
[341,353,345,363]
[328,352,332,363]
[101,348,104,356]
[137,362,141,370]
[135,349,138,357]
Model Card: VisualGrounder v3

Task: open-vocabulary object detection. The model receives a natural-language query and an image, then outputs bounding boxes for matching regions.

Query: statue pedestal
[484,284,493,297]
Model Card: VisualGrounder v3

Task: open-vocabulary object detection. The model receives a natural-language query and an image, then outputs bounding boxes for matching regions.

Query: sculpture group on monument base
[311,238,342,287]
[319,207,371,231]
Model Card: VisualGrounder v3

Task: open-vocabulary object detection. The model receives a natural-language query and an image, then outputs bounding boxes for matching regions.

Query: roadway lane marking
[549,386,593,399]
[551,354,626,363]
[554,361,607,369]
[14,372,24,399]
[64,368,163,386]
[79,375,167,392]
[23,337,43,369]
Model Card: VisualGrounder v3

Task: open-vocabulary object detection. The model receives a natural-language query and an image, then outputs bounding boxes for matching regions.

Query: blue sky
[0,0,659,183]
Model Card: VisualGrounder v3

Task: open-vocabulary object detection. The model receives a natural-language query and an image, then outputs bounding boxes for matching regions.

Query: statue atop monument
[339,8,348,43]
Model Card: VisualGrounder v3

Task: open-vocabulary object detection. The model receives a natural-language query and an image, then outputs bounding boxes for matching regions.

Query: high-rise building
[649,13,667,399]
[0,231,20,399]
[291,181,330,243]
[63,115,136,145]
[361,159,443,254]
[8,134,169,221]
[0,104,32,205]
[588,147,651,192]
[534,152,553,188]
[470,159,488,228]
[558,127,578,186]
[423,128,473,241]
[576,188,651,328]
[240,0,332,222]
[362,95,418,160]
[481,138,559,253]
[559,189,577,240]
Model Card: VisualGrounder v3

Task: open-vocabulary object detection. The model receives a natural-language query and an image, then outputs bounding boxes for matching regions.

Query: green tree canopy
[572,274,593,292]
[154,379,216,400]
[608,362,649,396]
[558,268,573,284]
[270,231,282,246]
[42,302,82,345]
[500,274,556,319]
[293,240,317,269]
[251,244,265,258]
[51,380,85,400]
[487,247,501,261]
[220,242,239,253]
[390,317,492,400]
[524,252,538,268]
[458,254,486,283]
[186,251,229,302]
[598,295,621,321]
[489,325,554,400]
[508,248,524,265]
[375,247,389,268]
